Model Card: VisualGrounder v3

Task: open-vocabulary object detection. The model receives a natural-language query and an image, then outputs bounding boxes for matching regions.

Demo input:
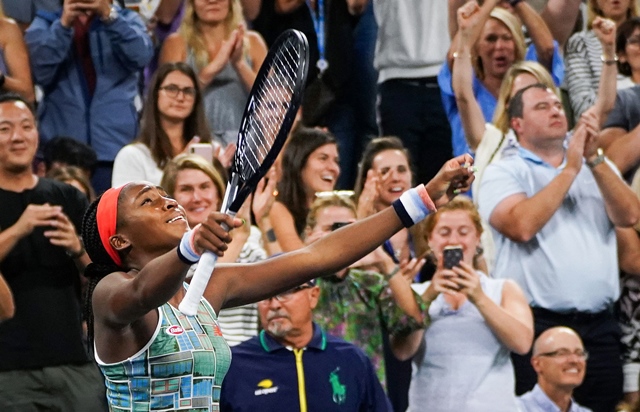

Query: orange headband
[96,185,125,267]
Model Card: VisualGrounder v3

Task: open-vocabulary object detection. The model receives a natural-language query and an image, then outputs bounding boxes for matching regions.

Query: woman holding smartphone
[112,62,212,187]
[392,197,533,412]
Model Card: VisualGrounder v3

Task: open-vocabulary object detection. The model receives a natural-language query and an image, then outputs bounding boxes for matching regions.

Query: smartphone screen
[443,246,463,269]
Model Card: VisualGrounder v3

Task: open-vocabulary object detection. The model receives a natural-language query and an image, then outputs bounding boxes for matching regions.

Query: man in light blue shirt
[478,83,640,411]
[518,327,592,412]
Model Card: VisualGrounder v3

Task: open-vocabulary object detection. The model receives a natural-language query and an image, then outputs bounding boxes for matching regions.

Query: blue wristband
[392,185,436,227]
[178,229,200,264]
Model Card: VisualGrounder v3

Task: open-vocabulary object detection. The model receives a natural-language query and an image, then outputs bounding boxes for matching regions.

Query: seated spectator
[305,192,427,388]
[160,153,267,345]
[392,196,533,412]
[269,126,340,251]
[40,136,98,179]
[565,0,637,119]
[0,272,14,322]
[219,279,392,411]
[439,0,563,157]
[518,327,592,412]
[0,3,34,102]
[47,165,96,202]
[159,0,267,146]
[112,62,212,187]
[25,0,154,194]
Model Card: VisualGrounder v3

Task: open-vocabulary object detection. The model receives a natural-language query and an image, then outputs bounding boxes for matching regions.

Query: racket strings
[236,37,302,181]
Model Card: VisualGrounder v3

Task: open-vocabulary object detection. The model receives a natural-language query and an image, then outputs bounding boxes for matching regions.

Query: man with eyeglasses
[518,327,592,412]
[219,279,392,411]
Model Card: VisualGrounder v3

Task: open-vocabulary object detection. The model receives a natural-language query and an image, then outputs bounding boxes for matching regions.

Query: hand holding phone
[442,246,463,270]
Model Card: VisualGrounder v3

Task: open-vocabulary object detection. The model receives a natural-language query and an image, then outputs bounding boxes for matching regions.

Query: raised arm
[540,0,582,51]
[452,2,489,152]
[448,0,469,40]
[446,0,499,69]
[1,18,34,102]
[587,17,618,127]
[565,31,599,119]
[511,0,555,71]
[603,123,640,174]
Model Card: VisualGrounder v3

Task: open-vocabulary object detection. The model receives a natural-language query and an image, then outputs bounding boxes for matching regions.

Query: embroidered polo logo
[255,379,279,395]
[329,367,346,405]
[166,325,184,335]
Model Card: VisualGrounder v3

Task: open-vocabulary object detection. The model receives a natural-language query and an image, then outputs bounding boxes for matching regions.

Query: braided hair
[81,194,125,352]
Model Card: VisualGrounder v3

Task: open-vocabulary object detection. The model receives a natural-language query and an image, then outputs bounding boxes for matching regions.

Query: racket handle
[179,252,218,316]
[178,216,234,316]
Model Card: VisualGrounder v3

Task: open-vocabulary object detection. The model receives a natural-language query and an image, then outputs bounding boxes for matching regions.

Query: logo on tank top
[166,325,185,335]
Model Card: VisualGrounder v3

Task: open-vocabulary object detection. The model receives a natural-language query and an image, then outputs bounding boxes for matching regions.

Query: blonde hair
[305,193,356,231]
[587,0,638,29]
[493,61,559,134]
[161,153,226,209]
[180,0,247,69]
[474,8,526,81]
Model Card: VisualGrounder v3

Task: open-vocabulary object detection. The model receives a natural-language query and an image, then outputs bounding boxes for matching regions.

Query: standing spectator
[25,0,154,194]
[0,93,106,411]
[439,0,563,158]
[219,280,392,411]
[478,83,640,411]
[518,327,592,412]
[565,0,637,120]
[112,62,213,187]
[0,3,34,102]
[374,1,457,187]
[159,0,267,147]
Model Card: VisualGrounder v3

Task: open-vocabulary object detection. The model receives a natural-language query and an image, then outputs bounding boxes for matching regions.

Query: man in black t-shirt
[0,93,106,411]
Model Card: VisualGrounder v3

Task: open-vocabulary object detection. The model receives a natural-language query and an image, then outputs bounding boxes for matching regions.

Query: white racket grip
[178,214,235,316]
[179,252,218,316]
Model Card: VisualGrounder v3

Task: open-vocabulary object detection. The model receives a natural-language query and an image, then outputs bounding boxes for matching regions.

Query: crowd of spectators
[3,0,640,411]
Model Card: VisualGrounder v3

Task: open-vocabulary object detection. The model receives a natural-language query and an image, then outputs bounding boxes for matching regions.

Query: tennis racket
[179,29,310,316]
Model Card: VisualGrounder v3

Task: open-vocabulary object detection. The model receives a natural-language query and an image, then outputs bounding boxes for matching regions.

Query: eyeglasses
[537,349,589,360]
[263,284,313,303]
[159,84,197,99]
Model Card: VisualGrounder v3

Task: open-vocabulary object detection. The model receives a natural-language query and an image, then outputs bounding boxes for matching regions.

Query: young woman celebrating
[82,154,473,409]
[159,0,267,146]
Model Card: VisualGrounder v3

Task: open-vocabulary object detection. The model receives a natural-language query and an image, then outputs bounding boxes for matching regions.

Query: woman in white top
[112,62,212,187]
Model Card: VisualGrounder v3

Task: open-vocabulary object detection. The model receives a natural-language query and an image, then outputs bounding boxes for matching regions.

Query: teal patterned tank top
[96,299,232,411]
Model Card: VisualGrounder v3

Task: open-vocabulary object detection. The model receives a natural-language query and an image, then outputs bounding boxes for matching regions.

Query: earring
[475,245,484,257]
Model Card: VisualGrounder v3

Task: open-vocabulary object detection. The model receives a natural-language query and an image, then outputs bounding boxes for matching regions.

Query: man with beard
[219,278,391,411]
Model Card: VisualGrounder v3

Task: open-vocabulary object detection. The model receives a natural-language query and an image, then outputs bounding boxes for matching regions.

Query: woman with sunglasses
[112,62,212,187]
[81,154,473,410]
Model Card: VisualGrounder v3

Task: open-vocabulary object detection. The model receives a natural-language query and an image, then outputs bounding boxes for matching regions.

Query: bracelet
[601,54,619,65]
[586,148,606,168]
[266,228,277,243]
[452,51,470,59]
[392,184,437,228]
[177,229,201,264]
[384,266,401,280]
[65,237,85,259]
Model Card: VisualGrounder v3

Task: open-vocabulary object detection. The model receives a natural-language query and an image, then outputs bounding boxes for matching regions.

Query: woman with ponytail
[82,153,473,409]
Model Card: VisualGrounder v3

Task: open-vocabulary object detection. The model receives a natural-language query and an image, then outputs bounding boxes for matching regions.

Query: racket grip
[179,252,218,316]
[178,215,234,316]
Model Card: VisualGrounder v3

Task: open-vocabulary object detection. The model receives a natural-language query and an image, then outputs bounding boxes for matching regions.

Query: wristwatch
[586,148,606,168]
[65,237,85,259]
[101,5,118,25]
